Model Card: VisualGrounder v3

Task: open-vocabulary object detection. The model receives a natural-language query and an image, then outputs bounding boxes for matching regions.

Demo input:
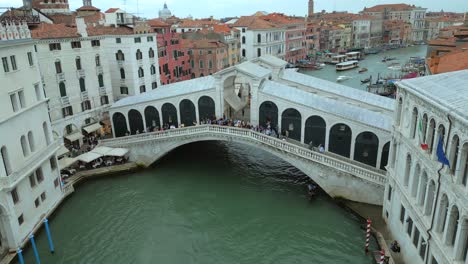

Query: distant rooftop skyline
[2,0,468,19]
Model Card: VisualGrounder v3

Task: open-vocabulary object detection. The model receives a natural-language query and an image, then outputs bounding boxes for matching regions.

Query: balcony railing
[119,79,126,86]
[139,77,145,86]
[60,96,70,106]
[76,69,85,78]
[99,87,107,96]
[80,91,88,101]
[117,60,124,67]
[96,66,103,75]
[56,72,66,82]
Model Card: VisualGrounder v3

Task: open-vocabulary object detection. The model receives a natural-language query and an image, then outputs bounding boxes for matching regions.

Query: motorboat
[388,65,402,71]
[336,60,359,71]
[358,68,368,73]
[336,76,351,82]
[382,56,396,62]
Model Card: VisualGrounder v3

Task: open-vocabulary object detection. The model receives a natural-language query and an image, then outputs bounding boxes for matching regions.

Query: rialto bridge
[103,55,396,205]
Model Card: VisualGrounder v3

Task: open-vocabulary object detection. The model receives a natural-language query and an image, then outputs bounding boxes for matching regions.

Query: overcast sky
[3,0,468,19]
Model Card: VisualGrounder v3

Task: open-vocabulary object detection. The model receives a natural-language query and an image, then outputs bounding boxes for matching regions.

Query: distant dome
[159,2,172,20]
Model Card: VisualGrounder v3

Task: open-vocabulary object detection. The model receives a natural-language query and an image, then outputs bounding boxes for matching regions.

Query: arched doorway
[380,142,390,170]
[281,108,301,141]
[304,116,326,146]
[329,124,352,158]
[259,101,278,129]
[112,112,127,137]
[162,103,178,127]
[144,106,160,131]
[128,109,144,135]
[354,131,379,167]
[198,96,215,121]
[180,99,196,126]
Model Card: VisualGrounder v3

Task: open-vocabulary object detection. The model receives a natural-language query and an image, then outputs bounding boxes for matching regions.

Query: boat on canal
[336,60,359,71]
[382,56,396,62]
[358,67,368,73]
[296,60,323,70]
[330,54,347,64]
[336,75,351,82]
[361,77,371,84]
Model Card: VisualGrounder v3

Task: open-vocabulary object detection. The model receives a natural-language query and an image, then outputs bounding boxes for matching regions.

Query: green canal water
[17,142,378,264]
[300,45,427,90]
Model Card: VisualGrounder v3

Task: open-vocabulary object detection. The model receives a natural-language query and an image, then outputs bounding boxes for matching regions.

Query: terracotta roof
[48,13,76,25]
[233,16,278,30]
[181,39,227,49]
[177,19,218,28]
[87,25,134,36]
[105,8,120,13]
[428,38,457,46]
[364,4,414,12]
[31,23,80,39]
[148,18,170,28]
[77,5,100,12]
[428,49,468,74]
[261,13,306,25]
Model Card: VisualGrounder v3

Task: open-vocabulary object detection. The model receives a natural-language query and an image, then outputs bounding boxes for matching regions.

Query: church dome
[159,3,172,20]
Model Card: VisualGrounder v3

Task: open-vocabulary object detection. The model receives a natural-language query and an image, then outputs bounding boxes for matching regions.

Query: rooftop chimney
[76,17,88,37]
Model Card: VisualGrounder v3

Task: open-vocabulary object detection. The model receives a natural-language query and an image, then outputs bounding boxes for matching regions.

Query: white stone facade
[0,37,63,252]
[353,19,371,48]
[383,71,468,264]
[237,27,286,60]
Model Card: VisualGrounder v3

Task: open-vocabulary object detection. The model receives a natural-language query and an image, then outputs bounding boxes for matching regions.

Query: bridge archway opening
[180,99,196,126]
[112,112,128,137]
[128,110,144,135]
[380,142,390,170]
[162,103,178,127]
[281,108,302,141]
[305,116,326,146]
[223,75,250,120]
[354,131,379,167]
[329,123,352,158]
[198,96,215,121]
[259,101,278,129]
[144,106,160,131]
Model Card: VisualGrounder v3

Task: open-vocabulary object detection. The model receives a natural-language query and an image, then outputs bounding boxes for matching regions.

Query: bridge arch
[380,141,390,170]
[162,103,178,127]
[144,106,161,131]
[281,108,301,141]
[112,112,128,137]
[180,99,196,127]
[128,109,144,134]
[259,101,278,128]
[198,96,215,121]
[304,115,326,146]
[329,123,352,158]
[354,131,379,167]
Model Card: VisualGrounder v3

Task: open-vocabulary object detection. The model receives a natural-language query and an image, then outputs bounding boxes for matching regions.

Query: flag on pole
[418,115,428,150]
[436,135,450,167]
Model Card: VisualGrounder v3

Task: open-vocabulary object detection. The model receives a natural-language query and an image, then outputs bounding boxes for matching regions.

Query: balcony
[99,86,107,96]
[137,59,143,67]
[119,79,126,86]
[139,77,145,86]
[116,18,134,25]
[80,91,89,101]
[117,60,124,67]
[96,66,103,75]
[56,72,66,82]
[149,57,155,64]
[76,69,85,78]
[60,96,70,106]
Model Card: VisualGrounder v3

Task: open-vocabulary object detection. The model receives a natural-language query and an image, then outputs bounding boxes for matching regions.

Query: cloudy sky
[3,0,467,19]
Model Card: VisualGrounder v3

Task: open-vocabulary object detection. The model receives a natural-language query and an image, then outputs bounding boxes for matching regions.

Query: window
[91,40,100,47]
[40,192,46,202]
[199,50,203,55]
[120,68,126,79]
[18,214,24,225]
[147,36,154,42]
[149,48,155,58]
[76,57,82,70]
[95,55,101,66]
[407,217,413,236]
[29,174,37,188]
[27,131,35,152]
[10,56,17,71]
[18,90,26,109]
[54,178,59,188]
[387,185,392,201]
[190,60,194,68]
[136,49,143,60]
[79,78,86,92]
[34,198,40,208]
[242,49,246,57]
[257,34,261,43]
[42,122,50,146]
[120,86,128,95]
[100,96,109,106]
[62,106,73,118]
[199,60,204,69]
[413,227,420,247]
[49,43,61,51]
[98,74,104,87]
[139,85,146,93]
[116,38,121,43]
[50,157,57,170]
[55,60,62,74]
[59,82,67,97]
[20,135,29,157]
[208,60,213,69]
[400,205,406,224]
[2,57,9,72]
[257,48,261,57]
[81,100,91,111]
[27,52,34,66]
[138,67,144,78]
[116,50,125,61]
[35,168,44,183]
[1,146,11,176]
[71,41,81,49]
[242,36,245,44]
[10,93,18,112]
[11,188,19,204]
[242,28,245,33]
[152,82,157,89]
[134,37,141,43]
[150,65,156,75]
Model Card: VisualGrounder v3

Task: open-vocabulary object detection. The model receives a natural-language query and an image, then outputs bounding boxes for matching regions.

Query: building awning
[57,144,70,157]
[107,148,129,157]
[83,123,102,134]
[77,152,103,163]
[58,157,77,169]
[64,132,84,142]
[91,146,114,156]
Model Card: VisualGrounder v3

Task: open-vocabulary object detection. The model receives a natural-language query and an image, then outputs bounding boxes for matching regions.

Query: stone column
[442,207,457,245]
[111,114,116,138]
[195,102,200,124]
[431,128,441,161]
[350,132,356,160]
[324,124,329,151]
[158,107,163,129]
[453,218,468,261]
[176,105,181,128]
[300,117,306,144]
[125,112,130,134]
[141,109,148,132]
[455,148,466,184]
[376,139,384,169]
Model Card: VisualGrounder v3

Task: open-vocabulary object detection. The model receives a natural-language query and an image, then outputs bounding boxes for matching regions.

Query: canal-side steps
[100,125,388,205]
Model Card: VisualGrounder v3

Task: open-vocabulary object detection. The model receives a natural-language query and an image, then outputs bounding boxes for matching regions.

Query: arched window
[403,154,412,187]
[417,171,428,206]
[281,108,302,141]
[59,82,66,97]
[380,142,390,170]
[438,124,446,146]
[79,78,86,92]
[242,36,245,44]
[395,97,403,126]
[20,135,29,157]
[257,34,261,43]
[354,131,379,167]
[329,124,352,158]
[27,131,35,152]
[410,163,420,197]
[449,135,459,174]
[55,60,62,74]
[138,67,144,78]
[427,119,436,153]
[410,107,418,139]
[42,122,50,145]
[98,74,104,87]
[444,205,459,246]
[120,68,126,79]
[75,56,82,70]
[150,65,156,75]
[95,55,101,66]
[424,180,436,216]
[461,143,468,186]
[116,50,125,61]
[149,48,155,58]
[242,49,246,57]
[422,114,428,140]
[136,49,143,60]
[1,146,12,176]
[435,194,449,234]
[257,48,261,57]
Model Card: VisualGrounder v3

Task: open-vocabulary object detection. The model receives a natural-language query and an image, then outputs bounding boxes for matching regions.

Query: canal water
[17,142,378,264]
[300,45,427,91]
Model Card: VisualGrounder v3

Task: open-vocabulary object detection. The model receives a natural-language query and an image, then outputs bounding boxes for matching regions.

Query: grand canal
[300,45,427,90]
[17,142,377,264]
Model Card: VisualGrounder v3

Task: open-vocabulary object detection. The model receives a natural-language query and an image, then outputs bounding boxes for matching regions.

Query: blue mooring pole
[29,234,41,264]
[43,218,55,254]
[17,248,25,264]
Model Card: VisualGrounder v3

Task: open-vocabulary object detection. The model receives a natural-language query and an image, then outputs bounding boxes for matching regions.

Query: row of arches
[259,101,389,168]
[113,96,215,137]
